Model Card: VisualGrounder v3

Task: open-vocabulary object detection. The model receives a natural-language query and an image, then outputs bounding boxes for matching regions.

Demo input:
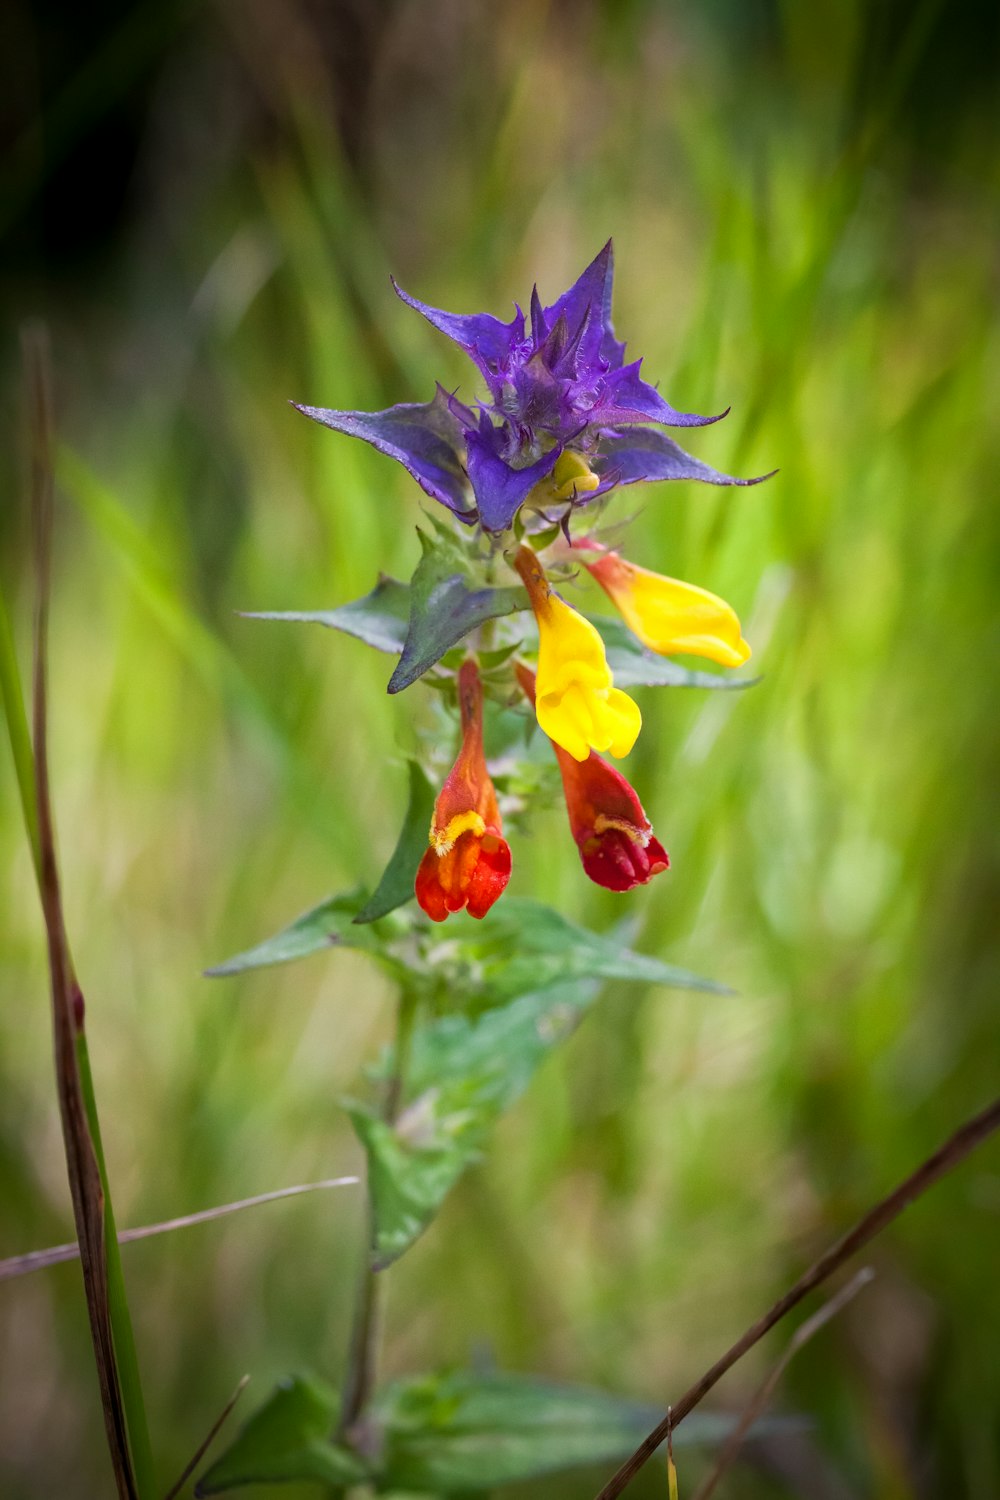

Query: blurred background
[2,1,999,1496]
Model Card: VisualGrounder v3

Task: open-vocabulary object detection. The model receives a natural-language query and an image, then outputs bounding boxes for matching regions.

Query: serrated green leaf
[388,531,526,693]
[196,1375,367,1494]
[351,978,600,1267]
[354,760,436,925]
[204,889,381,976]
[592,615,758,690]
[243,574,410,655]
[371,1371,734,1491]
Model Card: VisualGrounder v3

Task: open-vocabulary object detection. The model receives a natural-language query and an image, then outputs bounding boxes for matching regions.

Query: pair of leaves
[350,977,601,1268]
[208,892,724,1269]
[246,529,526,694]
[245,531,756,696]
[198,1368,733,1494]
[354,903,726,1269]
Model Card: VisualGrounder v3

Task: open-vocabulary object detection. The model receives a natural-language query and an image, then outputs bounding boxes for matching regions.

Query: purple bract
[295,242,772,533]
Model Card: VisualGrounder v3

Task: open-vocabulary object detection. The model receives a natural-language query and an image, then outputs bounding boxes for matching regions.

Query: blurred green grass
[1,1,999,1496]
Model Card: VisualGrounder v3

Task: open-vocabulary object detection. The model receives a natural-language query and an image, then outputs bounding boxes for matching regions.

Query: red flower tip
[580,824,670,892]
[414,659,512,922]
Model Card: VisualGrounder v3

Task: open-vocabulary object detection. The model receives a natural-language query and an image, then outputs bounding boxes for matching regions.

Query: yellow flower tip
[586,551,752,669]
[524,450,602,510]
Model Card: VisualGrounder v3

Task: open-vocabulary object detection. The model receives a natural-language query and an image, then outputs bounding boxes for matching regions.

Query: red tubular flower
[516,663,669,893]
[415,660,512,921]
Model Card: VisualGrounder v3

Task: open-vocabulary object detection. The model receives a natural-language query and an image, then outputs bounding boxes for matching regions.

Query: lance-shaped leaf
[243,574,410,655]
[197,1368,737,1495]
[195,1375,368,1494]
[372,1371,736,1492]
[205,890,382,977]
[354,760,436,924]
[388,531,526,693]
[592,616,759,690]
[451,898,730,1011]
[350,978,600,1267]
[350,890,732,1269]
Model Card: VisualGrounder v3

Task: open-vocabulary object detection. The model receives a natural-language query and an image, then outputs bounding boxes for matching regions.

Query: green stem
[76,1034,157,1496]
[1,566,155,1496]
[338,986,419,1439]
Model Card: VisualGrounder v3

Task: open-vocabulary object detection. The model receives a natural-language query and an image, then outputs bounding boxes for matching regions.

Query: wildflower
[514,545,641,763]
[579,543,751,668]
[414,659,511,921]
[295,243,771,534]
[516,664,668,892]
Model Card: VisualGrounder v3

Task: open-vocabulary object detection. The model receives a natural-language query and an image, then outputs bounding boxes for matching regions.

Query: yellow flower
[584,549,751,668]
[514,545,641,763]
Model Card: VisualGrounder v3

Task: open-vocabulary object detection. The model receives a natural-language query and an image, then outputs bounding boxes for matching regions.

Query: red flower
[415,660,512,922]
[516,664,669,893]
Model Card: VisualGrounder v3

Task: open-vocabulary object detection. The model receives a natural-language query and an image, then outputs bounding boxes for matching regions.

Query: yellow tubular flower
[584,549,751,668]
[514,545,641,763]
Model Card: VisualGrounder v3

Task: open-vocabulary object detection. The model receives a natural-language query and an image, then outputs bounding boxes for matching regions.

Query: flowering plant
[280,242,768,912]
[198,244,770,1491]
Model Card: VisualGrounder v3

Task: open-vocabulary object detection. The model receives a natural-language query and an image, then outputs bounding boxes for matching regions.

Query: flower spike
[414,660,512,922]
[516,664,668,892]
[514,545,641,763]
[579,544,751,668]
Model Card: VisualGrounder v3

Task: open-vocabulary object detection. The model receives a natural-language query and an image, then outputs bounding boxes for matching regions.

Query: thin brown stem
[24,324,148,1498]
[593,1094,1000,1500]
[163,1376,249,1500]
[689,1267,875,1500]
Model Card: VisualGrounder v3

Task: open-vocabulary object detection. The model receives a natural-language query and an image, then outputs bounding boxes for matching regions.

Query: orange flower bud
[415,660,512,921]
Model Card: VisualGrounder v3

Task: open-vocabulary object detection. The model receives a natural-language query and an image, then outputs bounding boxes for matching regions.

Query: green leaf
[205,889,381,976]
[195,1375,367,1494]
[388,531,526,693]
[366,903,728,1269]
[371,1371,734,1491]
[448,898,731,1009]
[243,574,410,654]
[351,978,601,1267]
[354,760,436,924]
[592,615,758,690]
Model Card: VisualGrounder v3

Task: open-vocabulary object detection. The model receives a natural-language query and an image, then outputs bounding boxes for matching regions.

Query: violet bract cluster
[295,242,770,921]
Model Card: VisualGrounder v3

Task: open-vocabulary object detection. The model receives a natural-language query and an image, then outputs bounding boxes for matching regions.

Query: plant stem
[0,583,41,880]
[11,325,156,1498]
[75,1034,158,1495]
[338,986,419,1438]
